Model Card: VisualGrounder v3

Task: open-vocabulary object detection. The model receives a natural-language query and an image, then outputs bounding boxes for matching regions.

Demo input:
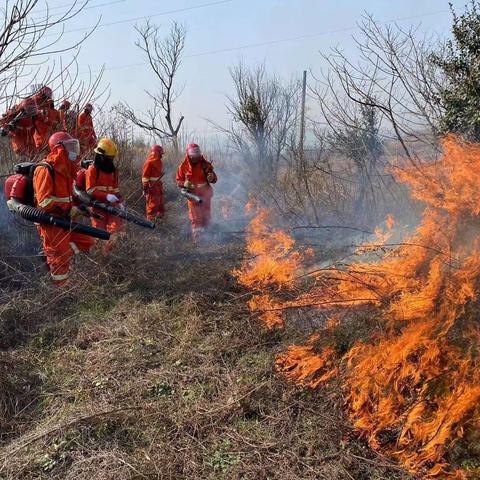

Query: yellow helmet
[94,138,118,157]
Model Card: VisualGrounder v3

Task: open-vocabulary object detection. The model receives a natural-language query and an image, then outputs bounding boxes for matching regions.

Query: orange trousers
[188,198,211,230]
[145,185,164,221]
[187,185,213,240]
[91,211,124,253]
[38,225,95,284]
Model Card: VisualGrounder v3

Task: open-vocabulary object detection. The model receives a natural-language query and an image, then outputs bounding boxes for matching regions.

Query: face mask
[62,138,80,161]
[68,151,78,161]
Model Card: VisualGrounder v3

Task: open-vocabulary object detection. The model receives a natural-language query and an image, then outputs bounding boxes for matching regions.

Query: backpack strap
[29,162,55,182]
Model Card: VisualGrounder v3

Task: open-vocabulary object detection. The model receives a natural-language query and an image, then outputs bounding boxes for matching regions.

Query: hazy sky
[34,0,468,138]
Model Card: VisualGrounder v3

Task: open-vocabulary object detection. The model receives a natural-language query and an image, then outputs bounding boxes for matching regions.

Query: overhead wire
[49,0,236,35]
[31,0,122,14]
[80,8,451,74]
[32,0,127,19]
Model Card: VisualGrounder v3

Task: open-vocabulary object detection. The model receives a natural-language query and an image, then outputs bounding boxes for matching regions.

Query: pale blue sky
[35,0,467,137]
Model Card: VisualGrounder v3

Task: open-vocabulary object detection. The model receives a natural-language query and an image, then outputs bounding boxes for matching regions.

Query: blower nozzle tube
[9,198,110,240]
[74,187,155,230]
[180,188,203,204]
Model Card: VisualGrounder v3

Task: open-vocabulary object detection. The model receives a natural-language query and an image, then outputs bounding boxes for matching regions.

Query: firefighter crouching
[33,132,96,285]
[142,144,165,222]
[85,138,124,253]
[176,143,217,240]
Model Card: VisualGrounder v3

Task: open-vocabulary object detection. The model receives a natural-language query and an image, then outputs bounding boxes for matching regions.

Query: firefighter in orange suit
[77,103,96,157]
[0,98,37,159]
[85,138,123,252]
[58,100,77,136]
[32,86,57,154]
[33,132,95,284]
[176,143,217,240]
[142,144,165,222]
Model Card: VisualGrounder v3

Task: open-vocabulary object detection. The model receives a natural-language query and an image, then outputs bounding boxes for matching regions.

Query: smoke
[0,183,43,294]
[266,135,480,477]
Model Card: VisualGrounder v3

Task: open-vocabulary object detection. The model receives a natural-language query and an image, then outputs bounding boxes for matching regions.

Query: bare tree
[0,0,97,108]
[116,21,186,154]
[219,62,300,181]
[312,15,444,167]
[327,104,383,222]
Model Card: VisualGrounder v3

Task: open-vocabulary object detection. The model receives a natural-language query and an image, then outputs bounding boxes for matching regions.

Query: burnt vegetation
[1,1,480,479]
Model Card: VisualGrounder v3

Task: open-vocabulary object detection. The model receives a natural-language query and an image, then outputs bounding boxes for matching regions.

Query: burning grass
[235,135,480,478]
[233,204,307,328]
[0,194,412,479]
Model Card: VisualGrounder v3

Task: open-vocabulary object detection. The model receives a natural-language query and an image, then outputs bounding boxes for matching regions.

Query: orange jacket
[85,164,120,203]
[48,106,60,132]
[60,109,77,136]
[58,109,66,128]
[33,111,50,150]
[2,101,36,157]
[9,117,36,157]
[176,156,217,188]
[33,147,77,215]
[77,111,96,147]
[31,96,54,150]
[142,152,164,190]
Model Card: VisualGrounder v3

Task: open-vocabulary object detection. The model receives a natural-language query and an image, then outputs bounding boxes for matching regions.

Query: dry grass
[0,181,415,480]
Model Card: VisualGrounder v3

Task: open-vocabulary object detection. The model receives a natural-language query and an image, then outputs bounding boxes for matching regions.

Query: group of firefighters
[1,87,218,285]
[0,86,96,160]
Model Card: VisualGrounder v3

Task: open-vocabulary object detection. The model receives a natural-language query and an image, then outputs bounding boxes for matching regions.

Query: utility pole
[299,69,319,223]
[299,70,307,161]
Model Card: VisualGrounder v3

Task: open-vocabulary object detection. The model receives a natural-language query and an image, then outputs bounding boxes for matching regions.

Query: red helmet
[186,143,202,158]
[84,103,93,111]
[48,131,73,152]
[60,99,71,109]
[151,145,164,155]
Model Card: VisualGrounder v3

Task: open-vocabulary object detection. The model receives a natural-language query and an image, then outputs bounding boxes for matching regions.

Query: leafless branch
[116,21,186,152]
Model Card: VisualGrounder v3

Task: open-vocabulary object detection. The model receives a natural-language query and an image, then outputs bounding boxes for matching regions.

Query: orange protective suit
[32,97,58,153]
[85,163,123,251]
[7,117,36,158]
[176,154,217,239]
[33,147,95,284]
[60,109,77,137]
[32,112,50,152]
[77,111,96,156]
[1,100,36,159]
[142,151,164,221]
[48,103,60,134]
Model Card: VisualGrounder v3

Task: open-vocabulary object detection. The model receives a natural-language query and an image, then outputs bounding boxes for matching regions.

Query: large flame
[233,205,303,328]
[239,135,480,477]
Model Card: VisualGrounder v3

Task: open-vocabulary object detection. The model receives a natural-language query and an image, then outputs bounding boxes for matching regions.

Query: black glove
[0,128,7,137]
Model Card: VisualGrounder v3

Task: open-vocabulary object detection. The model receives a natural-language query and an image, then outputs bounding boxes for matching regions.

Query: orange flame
[234,206,303,328]
[241,135,480,477]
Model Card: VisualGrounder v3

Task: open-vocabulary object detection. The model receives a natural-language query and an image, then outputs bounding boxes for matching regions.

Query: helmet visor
[61,138,80,156]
